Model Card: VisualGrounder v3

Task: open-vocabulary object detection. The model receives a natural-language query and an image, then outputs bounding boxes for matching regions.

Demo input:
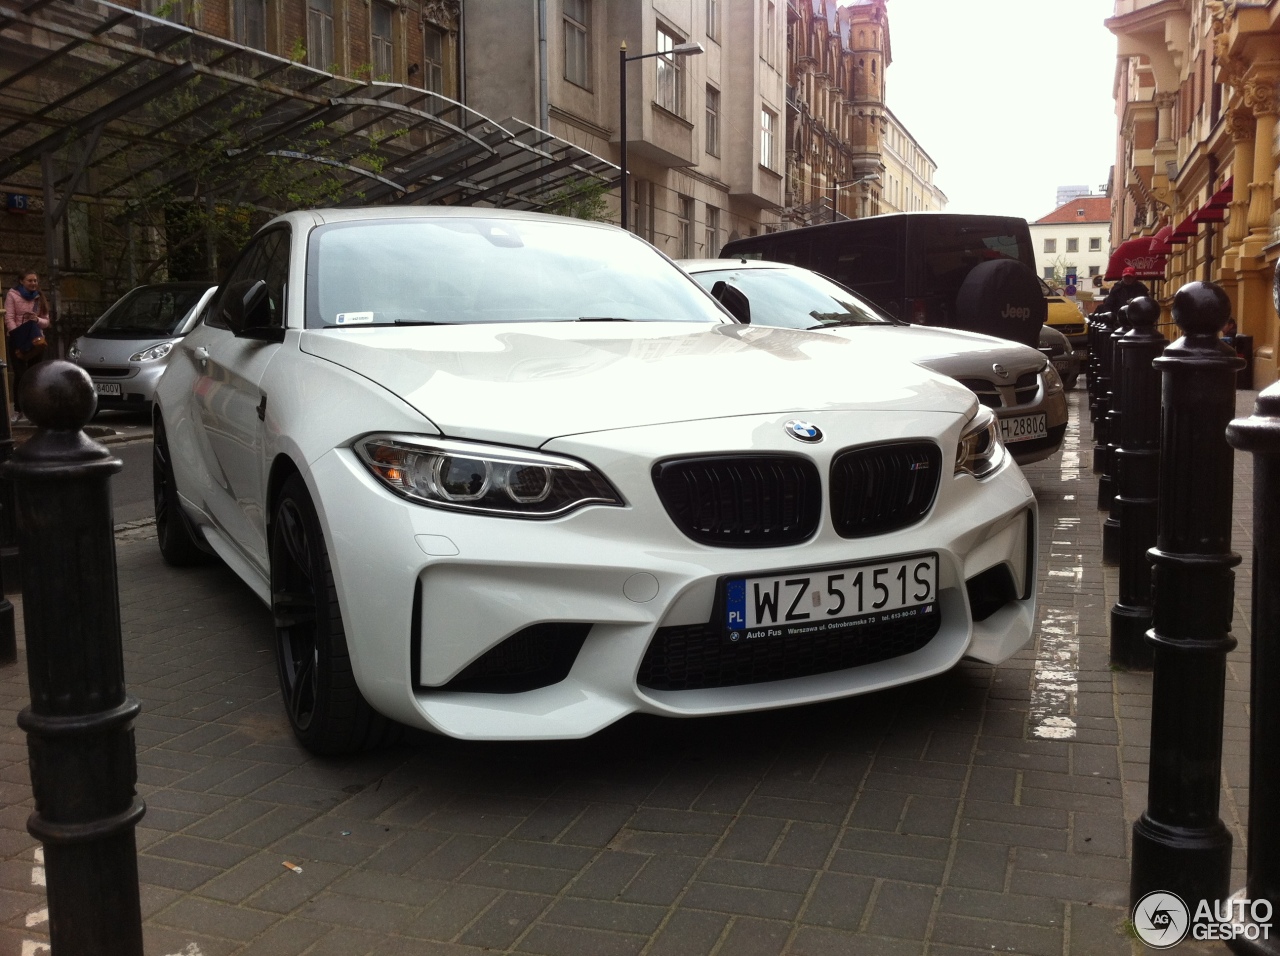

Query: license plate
[93,382,121,396]
[723,553,938,642]
[1052,358,1071,373]
[1000,413,1046,443]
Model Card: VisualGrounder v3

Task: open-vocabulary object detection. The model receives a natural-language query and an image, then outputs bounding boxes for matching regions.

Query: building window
[1044,267,1055,280]
[1090,237,1102,251]
[678,195,694,258]
[1043,238,1056,253]
[1066,238,1079,253]
[656,26,687,116]
[564,0,590,88]
[1088,265,1101,277]
[763,1,777,65]
[232,0,265,48]
[761,107,777,170]
[707,0,718,41]
[371,2,394,79]
[423,25,445,93]
[705,204,720,256]
[705,86,720,157]
[307,0,335,70]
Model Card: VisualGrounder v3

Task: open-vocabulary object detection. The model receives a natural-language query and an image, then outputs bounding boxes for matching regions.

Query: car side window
[206,229,290,331]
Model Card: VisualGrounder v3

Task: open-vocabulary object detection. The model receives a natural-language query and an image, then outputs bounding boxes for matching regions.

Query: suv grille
[830,442,941,538]
[638,607,942,690]
[653,456,821,547]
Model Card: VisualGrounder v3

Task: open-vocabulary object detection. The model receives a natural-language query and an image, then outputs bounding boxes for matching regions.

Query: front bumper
[309,410,1038,740]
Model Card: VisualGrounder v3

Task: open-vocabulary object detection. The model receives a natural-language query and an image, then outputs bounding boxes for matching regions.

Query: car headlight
[355,435,625,518]
[1042,360,1064,395]
[67,343,81,361]
[130,341,175,362]
[955,406,1006,479]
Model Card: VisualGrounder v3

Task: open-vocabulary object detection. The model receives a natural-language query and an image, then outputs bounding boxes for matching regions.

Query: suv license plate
[93,382,121,397]
[723,554,938,643]
[1000,413,1046,443]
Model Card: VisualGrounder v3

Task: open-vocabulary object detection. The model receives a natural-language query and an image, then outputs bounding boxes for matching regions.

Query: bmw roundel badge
[784,419,822,443]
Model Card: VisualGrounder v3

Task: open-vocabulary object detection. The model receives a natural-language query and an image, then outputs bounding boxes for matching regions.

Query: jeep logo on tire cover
[1001,304,1032,320]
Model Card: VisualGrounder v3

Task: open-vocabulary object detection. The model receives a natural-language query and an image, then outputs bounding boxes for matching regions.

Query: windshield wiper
[806,318,881,329]
[576,316,634,322]
[392,319,446,326]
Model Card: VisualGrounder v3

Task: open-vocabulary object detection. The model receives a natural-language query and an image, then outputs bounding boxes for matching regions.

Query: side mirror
[711,280,751,325]
[222,279,281,341]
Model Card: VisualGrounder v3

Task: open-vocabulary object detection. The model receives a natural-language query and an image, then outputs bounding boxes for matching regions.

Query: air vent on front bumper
[638,606,941,690]
[829,441,941,538]
[653,456,821,547]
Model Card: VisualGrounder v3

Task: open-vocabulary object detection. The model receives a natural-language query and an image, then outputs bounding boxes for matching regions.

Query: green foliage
[542,179,612,221]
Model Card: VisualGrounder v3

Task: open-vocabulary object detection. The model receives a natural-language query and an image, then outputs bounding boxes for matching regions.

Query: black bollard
[1131,281,1242,913]
[1090,311,1115,447]
[1101,305,1138,566]
[1097,304,1132,501]
[1225,382,1280,956]
[1088,310,1113,410]
[1,361,145,956]
[1109,298,1166,669]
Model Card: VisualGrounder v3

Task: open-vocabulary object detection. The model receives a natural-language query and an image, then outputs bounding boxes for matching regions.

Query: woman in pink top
[4,270,51,420]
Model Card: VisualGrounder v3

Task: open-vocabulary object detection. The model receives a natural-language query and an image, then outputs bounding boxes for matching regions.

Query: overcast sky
[871,0,1119,223]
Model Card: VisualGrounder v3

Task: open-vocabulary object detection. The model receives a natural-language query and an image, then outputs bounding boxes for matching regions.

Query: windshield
[89,285,209,336]
[689,267,895,330]
[307,217,729,329]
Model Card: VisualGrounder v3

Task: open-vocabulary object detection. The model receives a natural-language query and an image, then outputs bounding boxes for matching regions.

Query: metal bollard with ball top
[1,361,145,955]
[1130,281,1242,914]
[1225,381,1280,956]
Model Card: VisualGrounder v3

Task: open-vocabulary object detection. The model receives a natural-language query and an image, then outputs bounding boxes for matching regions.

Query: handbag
[11,318,46,362]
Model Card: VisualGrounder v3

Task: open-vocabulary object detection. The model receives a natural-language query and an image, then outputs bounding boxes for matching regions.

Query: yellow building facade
[1108,0,1280,387]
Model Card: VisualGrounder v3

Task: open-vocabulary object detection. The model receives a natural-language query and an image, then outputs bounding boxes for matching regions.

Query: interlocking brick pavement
[0,388,1263,955]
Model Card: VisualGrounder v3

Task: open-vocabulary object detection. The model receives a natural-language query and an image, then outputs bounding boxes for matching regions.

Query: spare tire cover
[953,259,1046,349]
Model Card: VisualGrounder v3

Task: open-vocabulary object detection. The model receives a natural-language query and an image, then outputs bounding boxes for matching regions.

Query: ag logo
[1132,891,1190,949]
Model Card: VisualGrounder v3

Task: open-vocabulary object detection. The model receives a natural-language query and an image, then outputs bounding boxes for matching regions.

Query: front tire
[271,474,392,755]
[153,416,207,566]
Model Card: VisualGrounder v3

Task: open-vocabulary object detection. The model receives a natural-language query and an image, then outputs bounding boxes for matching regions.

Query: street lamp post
[830,173,881,223]
[619,39,704,232]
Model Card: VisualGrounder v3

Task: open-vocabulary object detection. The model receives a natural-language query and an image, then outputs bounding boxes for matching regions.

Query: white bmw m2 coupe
[152,208,1037,754]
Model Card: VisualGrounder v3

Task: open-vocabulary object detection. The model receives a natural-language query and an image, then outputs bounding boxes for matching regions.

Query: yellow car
[1040,278,1088,348]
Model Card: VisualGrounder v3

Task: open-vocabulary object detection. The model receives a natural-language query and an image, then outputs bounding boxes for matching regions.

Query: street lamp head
[672,42,705,56]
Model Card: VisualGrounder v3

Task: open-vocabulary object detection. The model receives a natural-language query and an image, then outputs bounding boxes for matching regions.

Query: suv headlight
[130,341,175,362]
[1042,361,1063,395]
[356,435,625,518]
[955,406,1006,479]
[67,343,81,361]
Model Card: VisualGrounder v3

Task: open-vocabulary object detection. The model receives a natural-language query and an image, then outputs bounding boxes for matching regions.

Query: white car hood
[821,325,1047,376]
[299,322,976,445]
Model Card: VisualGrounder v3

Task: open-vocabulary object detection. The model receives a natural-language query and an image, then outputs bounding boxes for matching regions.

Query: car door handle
[194,346,209,367]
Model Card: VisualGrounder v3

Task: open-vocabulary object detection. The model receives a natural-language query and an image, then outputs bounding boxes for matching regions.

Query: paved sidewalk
[0,389,1260,956]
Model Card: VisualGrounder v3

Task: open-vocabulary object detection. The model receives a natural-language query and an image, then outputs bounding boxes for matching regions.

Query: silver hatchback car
[69,282,217,411]
[679,259,1068,466]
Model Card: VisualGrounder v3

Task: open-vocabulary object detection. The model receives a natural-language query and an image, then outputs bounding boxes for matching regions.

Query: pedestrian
[1221,316,1238,344]
[1102,266,1150,315]
[4,269,51,422]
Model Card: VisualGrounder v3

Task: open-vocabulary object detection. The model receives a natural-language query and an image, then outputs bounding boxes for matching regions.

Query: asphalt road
[93,409,156,526]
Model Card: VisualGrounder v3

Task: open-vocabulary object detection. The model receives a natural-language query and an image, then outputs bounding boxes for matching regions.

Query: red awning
[1149,225,1174,256]
[1105,236,1168,280]
[1207,177,1234,209]
[1168,214,1199,244]
[1193,205,1225,223]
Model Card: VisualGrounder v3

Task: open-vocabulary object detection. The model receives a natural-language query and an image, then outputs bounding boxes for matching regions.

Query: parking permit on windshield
[335,312,374,325]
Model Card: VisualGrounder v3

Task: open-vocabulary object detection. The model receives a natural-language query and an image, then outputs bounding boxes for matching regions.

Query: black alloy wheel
[153,416,207,566]
[270,474,391,755]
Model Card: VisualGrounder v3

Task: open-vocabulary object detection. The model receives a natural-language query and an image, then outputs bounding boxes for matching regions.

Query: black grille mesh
[638,607,941,690]
[653,456,821,547]
[830,442,941,538]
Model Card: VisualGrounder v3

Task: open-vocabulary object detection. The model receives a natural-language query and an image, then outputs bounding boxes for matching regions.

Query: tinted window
[913,218,1034,300]
[208,229,290,330]
[89,286,209,336]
